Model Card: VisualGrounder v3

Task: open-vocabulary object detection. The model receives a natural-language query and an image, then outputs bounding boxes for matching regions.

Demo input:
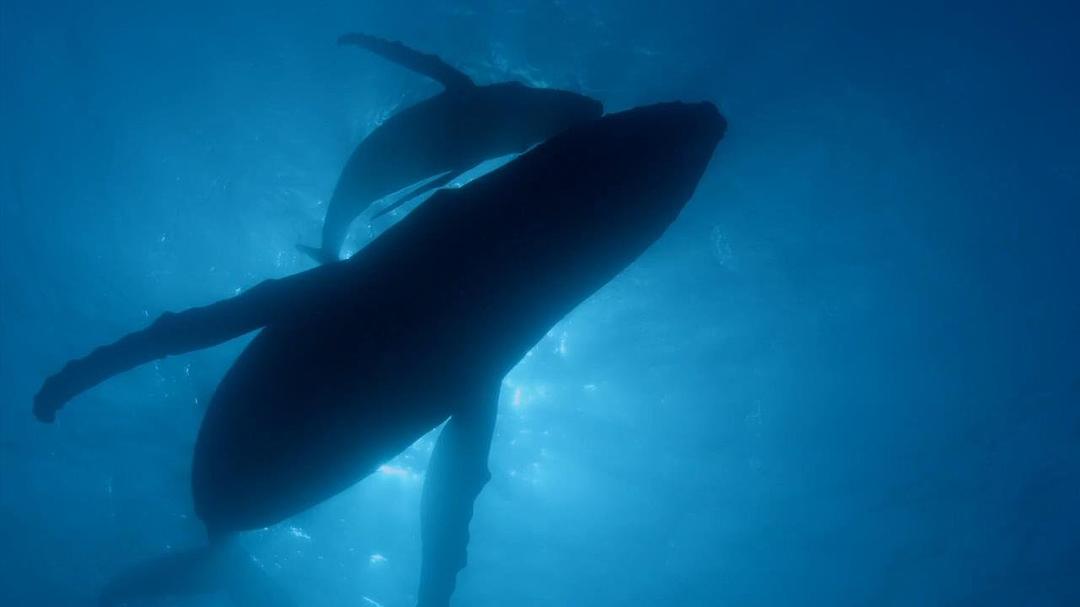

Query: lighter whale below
[299,33,604,263]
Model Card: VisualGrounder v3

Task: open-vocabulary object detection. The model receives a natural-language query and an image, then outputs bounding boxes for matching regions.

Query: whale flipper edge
[338,32,475,91]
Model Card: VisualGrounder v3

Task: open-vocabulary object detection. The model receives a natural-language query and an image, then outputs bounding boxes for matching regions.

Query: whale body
[300,33,604,263]
[35,102,726,606]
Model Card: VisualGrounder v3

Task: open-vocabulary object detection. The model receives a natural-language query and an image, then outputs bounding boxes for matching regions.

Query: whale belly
[190,318,447,533]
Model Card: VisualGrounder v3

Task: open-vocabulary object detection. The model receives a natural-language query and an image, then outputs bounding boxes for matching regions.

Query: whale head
[530,101,727,225]
[611,101,726,214]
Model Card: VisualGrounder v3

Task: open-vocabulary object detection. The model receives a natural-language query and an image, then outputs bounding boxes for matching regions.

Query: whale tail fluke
[337,32,475,91]
[99,541,294,607]
[296,243,339,265]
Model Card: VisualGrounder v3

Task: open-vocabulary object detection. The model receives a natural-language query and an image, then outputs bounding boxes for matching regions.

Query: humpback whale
[297,33,604,264]
[34,102,726,606]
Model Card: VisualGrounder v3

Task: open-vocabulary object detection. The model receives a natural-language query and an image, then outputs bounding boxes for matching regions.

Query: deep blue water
[2,1,1079,605]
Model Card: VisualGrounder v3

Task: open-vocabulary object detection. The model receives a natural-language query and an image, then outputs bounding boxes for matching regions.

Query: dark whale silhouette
[298,33,604,264]
[34,102,726,606]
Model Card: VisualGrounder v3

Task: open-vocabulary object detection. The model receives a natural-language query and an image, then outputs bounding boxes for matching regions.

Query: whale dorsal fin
[338,33,476,91]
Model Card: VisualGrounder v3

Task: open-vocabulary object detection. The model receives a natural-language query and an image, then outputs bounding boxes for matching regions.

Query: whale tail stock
[98,537,294,607]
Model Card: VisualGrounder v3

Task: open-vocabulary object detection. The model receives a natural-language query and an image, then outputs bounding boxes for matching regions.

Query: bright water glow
[375,464,420,480]
[287,526,311,540]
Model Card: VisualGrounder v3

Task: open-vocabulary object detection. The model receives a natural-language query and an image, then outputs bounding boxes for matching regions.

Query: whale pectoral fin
[338,32,475,91]
[296,243,340,265]
[370,168,466,221]
[418,385,499,607]
[33,262,349,423]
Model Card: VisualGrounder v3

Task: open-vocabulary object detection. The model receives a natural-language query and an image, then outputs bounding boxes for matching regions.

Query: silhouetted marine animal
[34,102,726,607]
[297,32,604,264]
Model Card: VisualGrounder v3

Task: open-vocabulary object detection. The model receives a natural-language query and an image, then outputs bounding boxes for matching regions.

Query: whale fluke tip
[337,32,371,46]
[335,31,475,90]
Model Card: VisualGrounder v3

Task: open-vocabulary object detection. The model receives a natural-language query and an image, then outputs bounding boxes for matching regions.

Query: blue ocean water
[2,1,1078,605]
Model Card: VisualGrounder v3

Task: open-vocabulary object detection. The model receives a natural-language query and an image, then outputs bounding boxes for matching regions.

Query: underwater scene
[2,1,1078,605]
